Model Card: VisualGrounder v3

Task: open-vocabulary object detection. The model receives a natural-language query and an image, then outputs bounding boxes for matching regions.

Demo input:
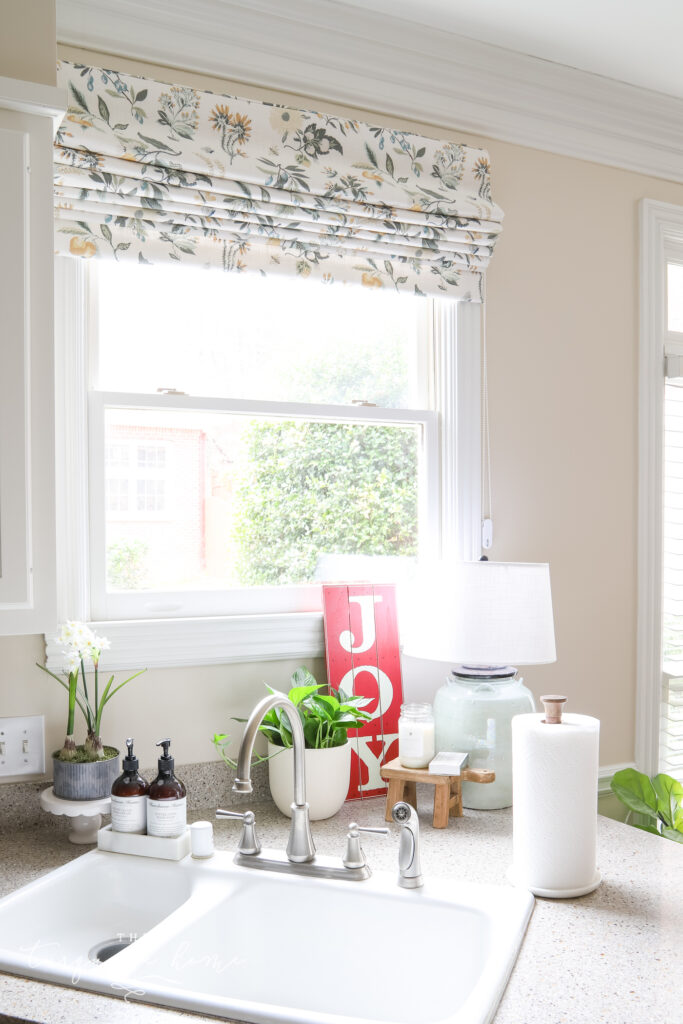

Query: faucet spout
[233,690,315,863]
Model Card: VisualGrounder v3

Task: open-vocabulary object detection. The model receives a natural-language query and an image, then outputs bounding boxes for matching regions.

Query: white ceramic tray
[97,824,191,860]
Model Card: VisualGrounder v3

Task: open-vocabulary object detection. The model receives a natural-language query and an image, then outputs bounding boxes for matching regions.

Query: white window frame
[90,391,439,620]
[48,256,482,671]
[637,199,683,774]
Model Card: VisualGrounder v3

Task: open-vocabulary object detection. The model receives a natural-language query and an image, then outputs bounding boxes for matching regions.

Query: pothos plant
[610,767,683,844]
[213,666,372,767]
[37,621,146,762]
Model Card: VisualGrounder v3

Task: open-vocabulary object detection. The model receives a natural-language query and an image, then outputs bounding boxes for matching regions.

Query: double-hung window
[52,257,481,669]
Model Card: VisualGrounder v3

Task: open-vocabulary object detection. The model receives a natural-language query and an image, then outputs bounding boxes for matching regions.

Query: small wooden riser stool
[380,758,495,829]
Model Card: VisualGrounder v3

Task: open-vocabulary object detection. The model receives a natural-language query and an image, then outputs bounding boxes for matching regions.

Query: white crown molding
[56,0,683,184]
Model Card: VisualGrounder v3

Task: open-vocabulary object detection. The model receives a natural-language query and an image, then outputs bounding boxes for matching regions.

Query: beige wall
[0,0,56,86]
[3,34,683,780]
[0,634,327,772]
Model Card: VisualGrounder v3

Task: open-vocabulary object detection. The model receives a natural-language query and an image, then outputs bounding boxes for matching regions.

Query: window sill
[45,612,325,672]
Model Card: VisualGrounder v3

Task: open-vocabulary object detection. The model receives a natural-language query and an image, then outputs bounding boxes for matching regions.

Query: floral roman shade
[54,61,503,300]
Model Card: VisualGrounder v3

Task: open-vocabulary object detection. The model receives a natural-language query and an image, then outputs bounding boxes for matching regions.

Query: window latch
[157,388,188,396]
[351,399,377,407]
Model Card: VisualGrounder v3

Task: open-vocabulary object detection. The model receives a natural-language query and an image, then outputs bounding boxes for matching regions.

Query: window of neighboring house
[53,256,481,667]
[638,200,683,782]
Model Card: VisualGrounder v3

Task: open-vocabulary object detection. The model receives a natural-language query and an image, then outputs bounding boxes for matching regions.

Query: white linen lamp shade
[401,560,556,668]
[401,561,557,810]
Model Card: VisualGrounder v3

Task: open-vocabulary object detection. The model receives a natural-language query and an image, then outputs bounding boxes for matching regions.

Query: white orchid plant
[38,621,145,762]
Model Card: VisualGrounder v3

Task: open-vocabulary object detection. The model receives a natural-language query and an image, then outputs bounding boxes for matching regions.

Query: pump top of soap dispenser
[149,738,186,802]
[122,738,140,771]
[156,738,175,774]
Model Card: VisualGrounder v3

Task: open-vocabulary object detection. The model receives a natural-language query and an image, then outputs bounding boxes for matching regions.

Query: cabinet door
[0,112,56,634]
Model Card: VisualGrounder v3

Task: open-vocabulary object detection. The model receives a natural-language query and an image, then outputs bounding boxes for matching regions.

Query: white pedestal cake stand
[40,787,111,844]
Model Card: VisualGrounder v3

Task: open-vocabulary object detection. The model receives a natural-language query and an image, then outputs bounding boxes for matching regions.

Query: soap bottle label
[111,794,147,834]
[146,796,187,837]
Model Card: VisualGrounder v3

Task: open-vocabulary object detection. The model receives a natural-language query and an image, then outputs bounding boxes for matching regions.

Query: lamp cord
[481,280,493,549]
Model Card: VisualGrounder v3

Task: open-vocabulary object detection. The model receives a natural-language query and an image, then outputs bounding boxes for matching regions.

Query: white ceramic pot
[267,741,351,820]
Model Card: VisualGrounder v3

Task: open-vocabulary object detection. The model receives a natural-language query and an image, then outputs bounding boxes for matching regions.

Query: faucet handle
[343,822,389,869]
[216,808,261,855]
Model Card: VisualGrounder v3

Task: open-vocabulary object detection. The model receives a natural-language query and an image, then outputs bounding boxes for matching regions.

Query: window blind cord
[481,286,493,551]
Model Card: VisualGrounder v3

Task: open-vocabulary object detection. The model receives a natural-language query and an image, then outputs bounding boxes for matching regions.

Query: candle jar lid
[400,702,434,721]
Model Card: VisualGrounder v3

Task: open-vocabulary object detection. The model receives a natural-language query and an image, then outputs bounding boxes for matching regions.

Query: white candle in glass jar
[398,703,436,768]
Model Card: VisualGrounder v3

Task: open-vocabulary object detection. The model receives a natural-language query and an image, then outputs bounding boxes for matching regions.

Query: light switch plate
[0,715,45,776]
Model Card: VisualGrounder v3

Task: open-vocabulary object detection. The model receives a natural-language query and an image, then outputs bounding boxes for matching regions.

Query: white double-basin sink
[0,844,533,1024]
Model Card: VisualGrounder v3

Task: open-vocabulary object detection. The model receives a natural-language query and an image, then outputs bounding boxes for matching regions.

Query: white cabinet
[0,76,64,634]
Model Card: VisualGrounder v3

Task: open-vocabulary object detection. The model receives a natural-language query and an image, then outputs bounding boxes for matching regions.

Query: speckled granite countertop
[0,796,681,1024]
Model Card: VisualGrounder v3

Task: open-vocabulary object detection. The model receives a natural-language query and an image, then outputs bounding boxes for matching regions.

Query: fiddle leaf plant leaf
[610,768,659,822]
[633,822,661,836]
[652,773,683,828]
[662,827,683,844]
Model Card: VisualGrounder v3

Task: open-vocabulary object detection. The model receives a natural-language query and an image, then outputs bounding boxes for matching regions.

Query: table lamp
[401,560,556,809]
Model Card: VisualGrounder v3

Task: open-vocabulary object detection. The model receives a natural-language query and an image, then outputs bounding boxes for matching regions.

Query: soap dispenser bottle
[147,738,187,837]
[111,738,149,834]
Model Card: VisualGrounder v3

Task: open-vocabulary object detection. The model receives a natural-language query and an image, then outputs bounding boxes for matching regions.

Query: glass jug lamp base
[433,666,535,809]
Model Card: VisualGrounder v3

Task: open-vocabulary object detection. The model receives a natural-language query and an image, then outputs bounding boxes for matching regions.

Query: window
[637,199,683,780]
[52,258,482,668]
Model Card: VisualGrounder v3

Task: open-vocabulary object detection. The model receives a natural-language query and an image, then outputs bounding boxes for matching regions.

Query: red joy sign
[322,584,404,800]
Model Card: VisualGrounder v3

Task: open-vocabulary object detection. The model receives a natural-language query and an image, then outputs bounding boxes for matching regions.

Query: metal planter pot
[52,750,119,801]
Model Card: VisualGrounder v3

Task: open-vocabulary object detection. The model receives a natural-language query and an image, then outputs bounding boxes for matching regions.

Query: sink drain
[88,934,138,963]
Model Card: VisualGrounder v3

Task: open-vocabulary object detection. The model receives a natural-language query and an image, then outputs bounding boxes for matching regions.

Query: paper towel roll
[511,709,600,897]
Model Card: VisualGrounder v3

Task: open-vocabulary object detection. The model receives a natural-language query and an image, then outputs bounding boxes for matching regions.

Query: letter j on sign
[322,584,404,800]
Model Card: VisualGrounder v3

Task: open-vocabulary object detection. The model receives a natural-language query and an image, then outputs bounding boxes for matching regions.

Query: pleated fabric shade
[54,60,503,299]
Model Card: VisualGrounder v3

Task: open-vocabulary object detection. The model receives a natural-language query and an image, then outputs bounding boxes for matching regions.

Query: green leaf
[113,122,129,131]
[303,719,320,747]
[385,153,395,177]
[136,88,148,102]
[633,823,661,836]
[288,683,323,706]
[100,223,112,243]
[260,724,284,745]
[364,142,378,168]
[415,146,426,158]
[69,82,89,113]
[307,695,335,720]
[610,768,659,820]
[98,96,110,124]
[652,773,683,828]
[662,827,683,844]
[290,666,318,690]
[137,132,177,153]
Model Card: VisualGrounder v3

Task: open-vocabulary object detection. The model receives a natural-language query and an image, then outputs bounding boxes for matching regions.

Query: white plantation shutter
[661,373,683,782]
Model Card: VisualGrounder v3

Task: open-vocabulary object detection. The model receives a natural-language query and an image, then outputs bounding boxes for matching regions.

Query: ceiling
[340,0,683,100]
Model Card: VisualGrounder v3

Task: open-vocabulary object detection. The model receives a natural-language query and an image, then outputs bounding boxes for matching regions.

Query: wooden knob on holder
[540,694,567,724]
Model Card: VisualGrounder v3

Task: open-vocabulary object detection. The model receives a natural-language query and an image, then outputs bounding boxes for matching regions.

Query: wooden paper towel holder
[380,758,495,828]
[541,694,567,724]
